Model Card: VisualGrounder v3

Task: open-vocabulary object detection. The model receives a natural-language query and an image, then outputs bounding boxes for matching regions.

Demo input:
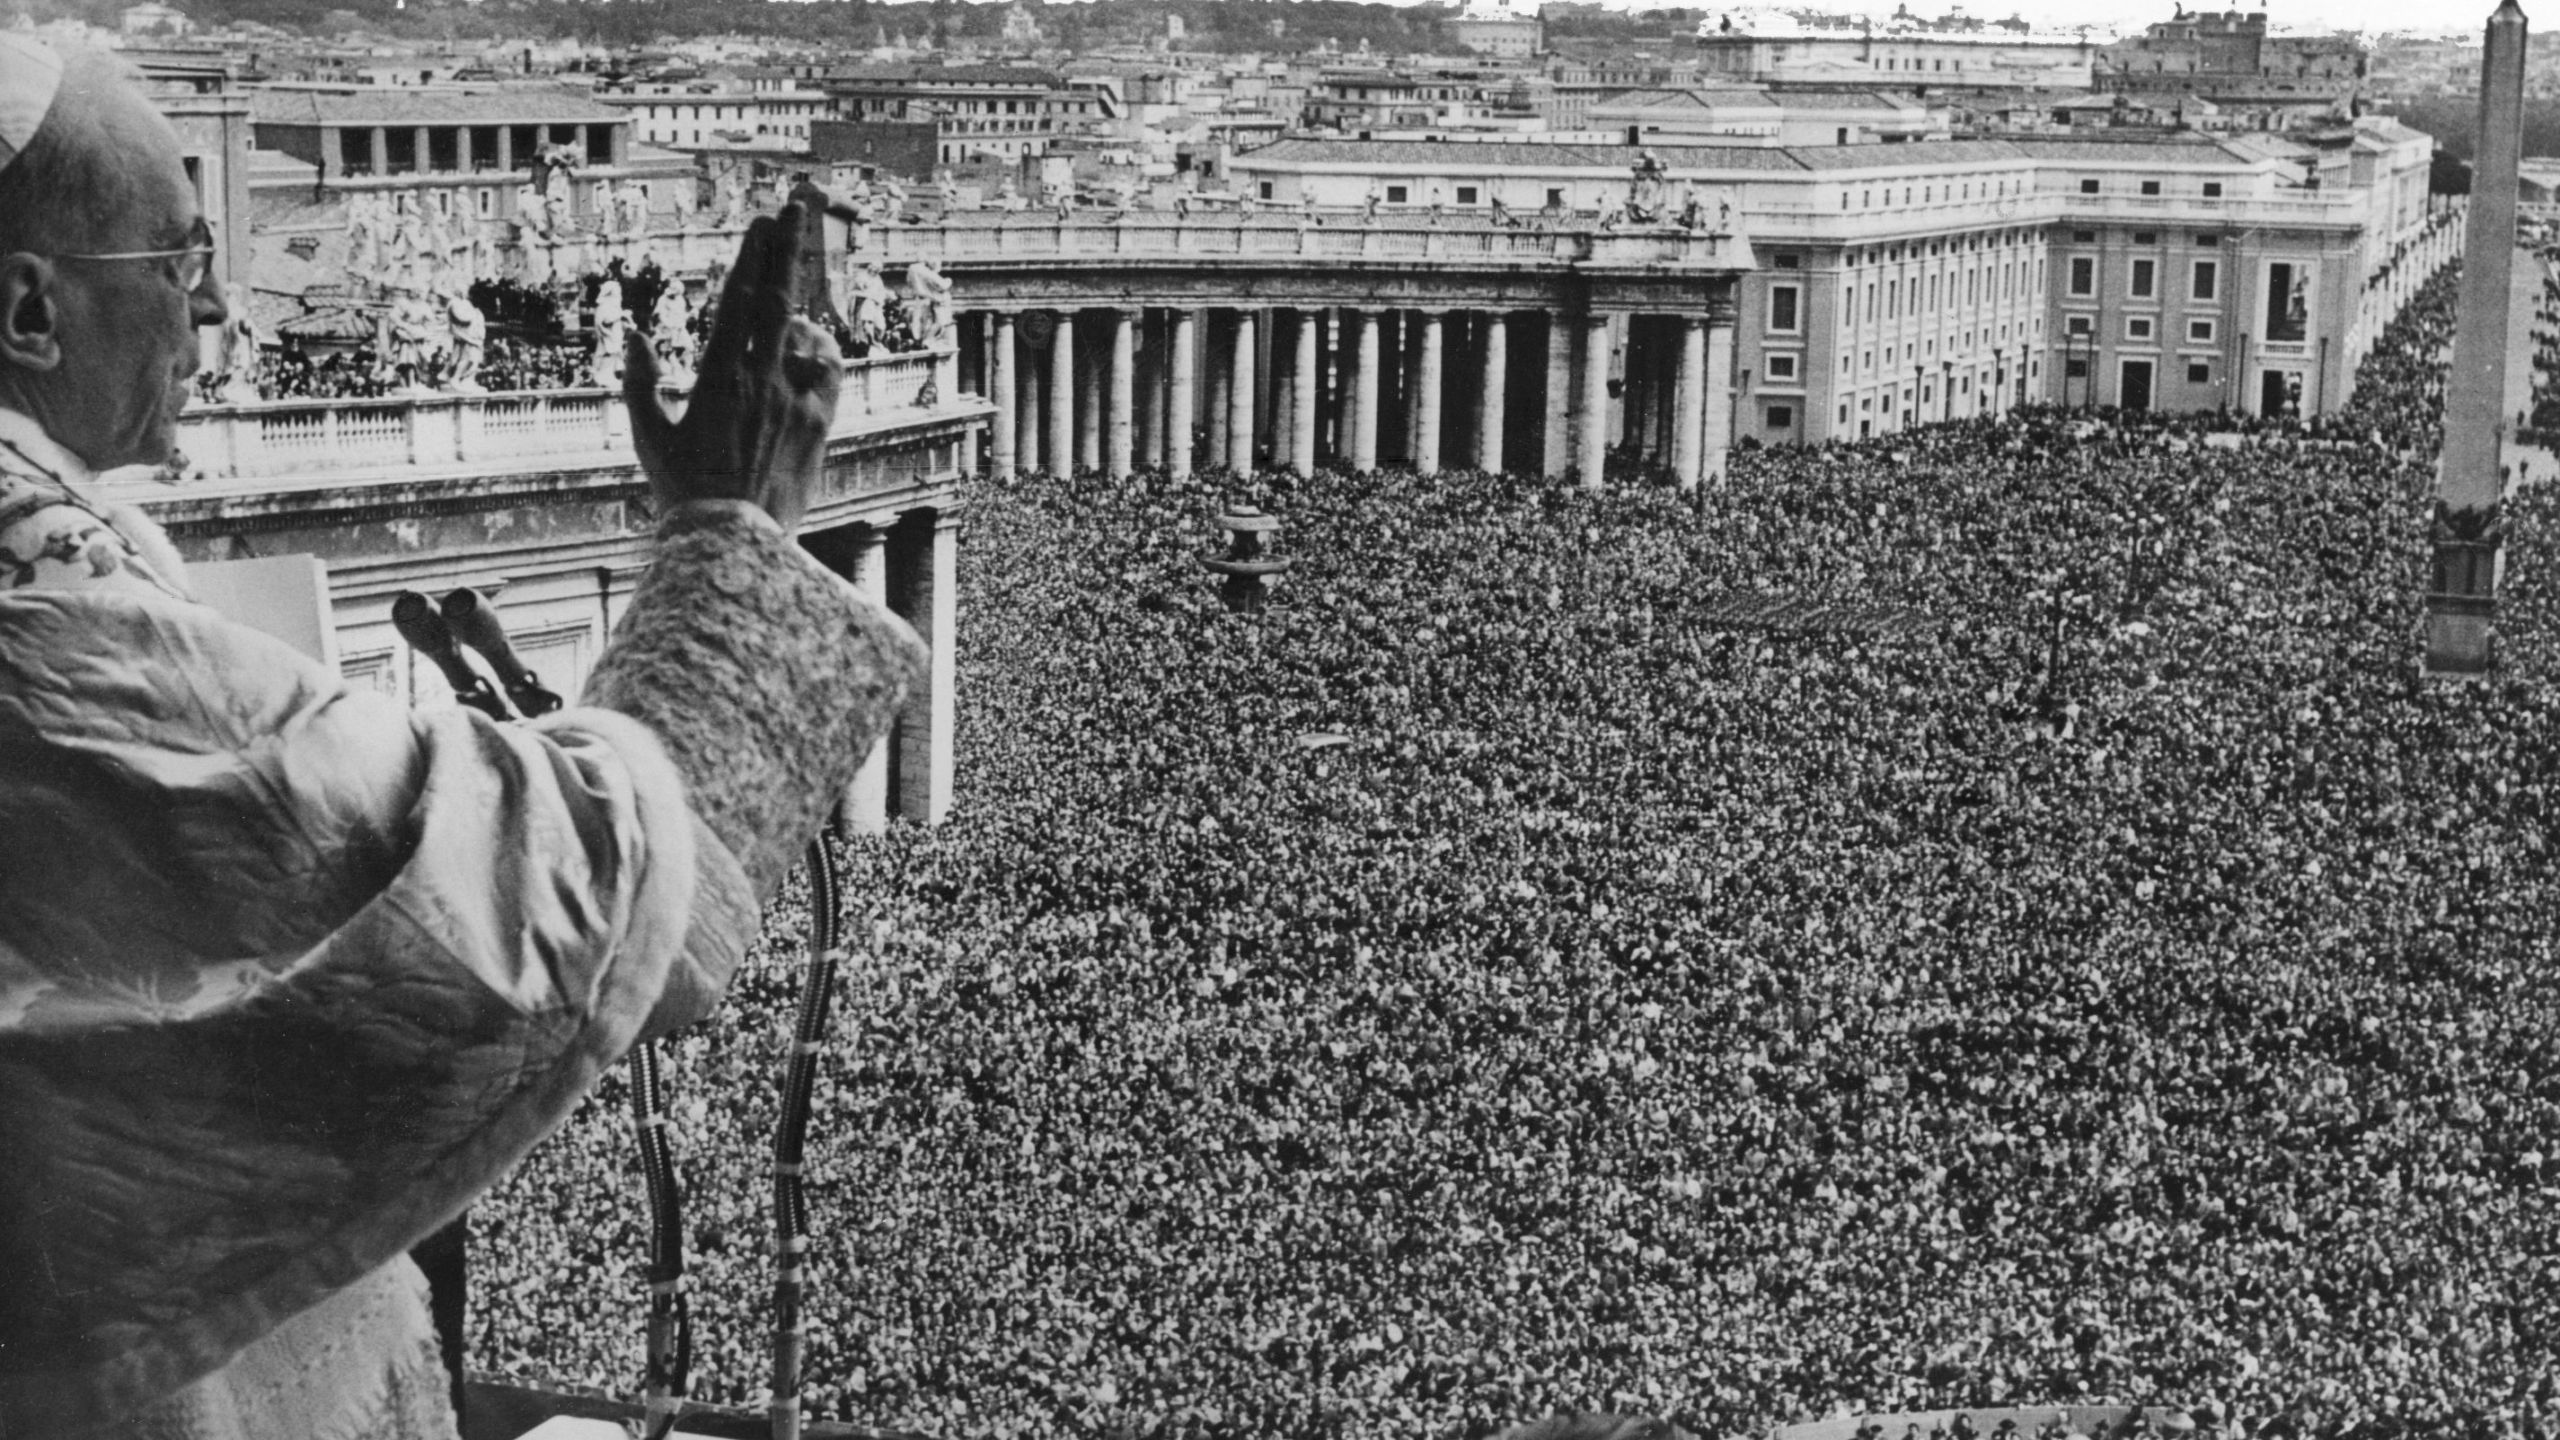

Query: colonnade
[969,300,1739,489]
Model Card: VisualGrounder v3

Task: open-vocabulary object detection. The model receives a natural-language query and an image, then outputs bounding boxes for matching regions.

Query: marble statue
[343,191,384,279]
[387,285,439,390]
[219,312,263,405]
[419,196,454,279]
[845,262,891,350]
[530,141,578,193]
[652,283,695,387]
[995,174,1026,212]
[514,180,548,241]
[590,296,627,388]
[386,192,423,268]
[841,180,876,254]
[544,184,577,267]
[614,178,650,246]
[1627,150,1670,225]
[718,169,750,227]
[442,289,487,392]
[904,260,953,348]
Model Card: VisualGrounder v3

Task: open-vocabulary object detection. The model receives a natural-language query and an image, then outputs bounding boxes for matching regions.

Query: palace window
[2069,257,2095,297]
[1768,285,1801,333]
[2192,260,2219,300]
[2130,259,2157,298]
[2079,178,2100,194]
[2188,318,2217,342]
[2187,361,2212,383]
[1767,352,1799,380]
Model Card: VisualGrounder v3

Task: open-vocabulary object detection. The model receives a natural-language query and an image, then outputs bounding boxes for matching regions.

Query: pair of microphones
[390,588,564,721]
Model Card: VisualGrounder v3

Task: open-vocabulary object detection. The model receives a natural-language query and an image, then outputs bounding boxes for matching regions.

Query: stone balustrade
[867,214,1745,270]
[173,348,956,485]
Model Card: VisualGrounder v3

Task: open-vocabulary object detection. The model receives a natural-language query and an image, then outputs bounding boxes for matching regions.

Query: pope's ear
[0,253,63,373]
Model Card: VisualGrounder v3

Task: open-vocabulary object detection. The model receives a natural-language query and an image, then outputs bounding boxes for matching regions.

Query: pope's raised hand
[623,204,841,531]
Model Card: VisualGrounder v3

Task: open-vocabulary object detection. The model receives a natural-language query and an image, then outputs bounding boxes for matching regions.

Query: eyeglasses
[52,217,217,294]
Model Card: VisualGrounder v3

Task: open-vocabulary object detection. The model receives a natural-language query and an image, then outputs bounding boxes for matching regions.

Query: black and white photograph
[0,0,2552,1437]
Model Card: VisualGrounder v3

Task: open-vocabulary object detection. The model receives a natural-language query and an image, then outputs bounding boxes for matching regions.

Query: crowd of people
[199,333,591,403]
[471,263,2560,1440]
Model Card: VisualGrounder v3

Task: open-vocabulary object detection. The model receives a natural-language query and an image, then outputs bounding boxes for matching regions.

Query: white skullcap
[0,34,65,174]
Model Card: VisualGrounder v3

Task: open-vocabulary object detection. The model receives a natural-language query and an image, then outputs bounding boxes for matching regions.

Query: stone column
[1578,312,1611,489]
[1076,327,1103,474]
[1206,312,1232,469]
[1292,307,1320,476]
[1016,327,1040,470]
[1229,308,1258,474]
[1402,312,1427,466]
[1168,309,1197,480]
[1046,310,1074,477]
[1544,314,1574,479]
[1413,311,1445,478]
[1272,312,1296,470]
[1477,312,1508,474]
[1352,310,1381,473]
[455,126,474,175]
[494,124,513,174]
[1624,318,1653,465]
[1673,314,1706,488]
[842,526,892,833]
[370,126,388,177]
[1702,300,1737,487]
[893,516,957,827]
[1137,310,1162,470]
[413,125,431,176]
[1108,308,1135,481]
[990,312,1018,480]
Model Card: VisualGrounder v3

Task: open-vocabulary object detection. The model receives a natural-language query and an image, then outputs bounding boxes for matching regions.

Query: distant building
[2095,6,2367,127]
[1449,0,1545,60]
[244,84,693,300]
[807,118,941,183]
[1696,13,2098,91]
[1545,60,1702,132]
[1307,67,1529,133]
[119,2,190,37]
[251,85,636,184]
[822,65,1094,166]
[1230,118,2441,437]
[1589,86,1941,148]
[597,80,832,153]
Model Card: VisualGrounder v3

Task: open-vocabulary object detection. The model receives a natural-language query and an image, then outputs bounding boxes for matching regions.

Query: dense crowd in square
[468,263,2560,1440]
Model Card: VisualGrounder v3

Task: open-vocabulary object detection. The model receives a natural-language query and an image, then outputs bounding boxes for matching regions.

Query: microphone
[442,588,565,718]
[391,591,513,721]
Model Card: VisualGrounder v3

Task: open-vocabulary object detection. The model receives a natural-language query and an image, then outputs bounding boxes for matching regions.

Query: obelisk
[2427,1,2528,674]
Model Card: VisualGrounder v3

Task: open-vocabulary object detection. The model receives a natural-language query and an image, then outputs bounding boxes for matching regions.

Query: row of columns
[972,302,1738,490]
[804,514,958,833]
